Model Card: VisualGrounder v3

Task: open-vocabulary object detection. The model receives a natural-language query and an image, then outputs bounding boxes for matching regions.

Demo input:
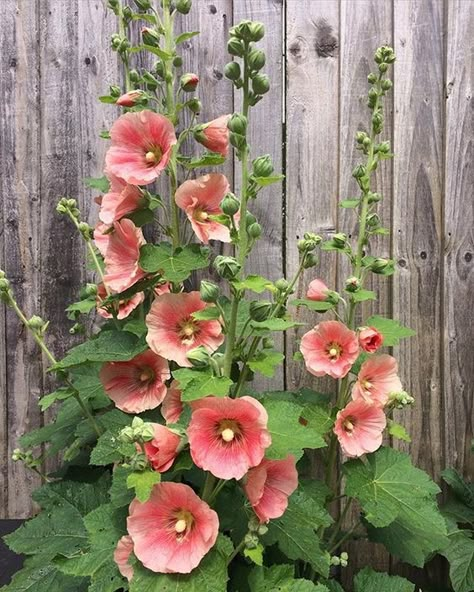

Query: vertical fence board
[0,0,42,517]
[444,0,474,478]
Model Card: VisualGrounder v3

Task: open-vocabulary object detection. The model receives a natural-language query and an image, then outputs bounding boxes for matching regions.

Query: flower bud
[154,61,165,79]
[245,212,257,227]
[84,283,98,297]
[257,523,268,536]
[221,193,240,216]
[224,61,241,81]
[345,276,361,292]
[186,346,211,368]
[381,79,393,91]
[131,454,148,472]
[252,73,270,95]
[303,253,318,269]
[389,390,414,409]
[141,422,156,442]
[142,71,160,90]
[370,257,395,274]
[372,111,383,133]
[11,448,23,462]
[378,62,388,73]
[366,213,380,229]
[109,85,121,98]
[200,280,220,303]
[331,556,341,566]
[297,239,307,252]
[246,21,265,42]
[367,192,382,204]
[142,27,160,47]
[274,278,289,291]
[332,233,347,248]
[56,203,67,214]
[176,0,192,14]
[0,277,10,292]
[376,141,391,154]
[227,37,244,57]
[352,164,366,179]
[122,5,133,22]
[117,90,144,107]
[119,426,135,444]
[180,73,199,92]
[362,136,371,148]
[229,132,246,152]
[28,315,47,332]
[227,113,247,135]
[107,0,120,12]
[187,98,201,114]
[78,222,93,239]
[367,72,377,84]
[355,131,367,144]
[303,232,323,249]
[69,322,84,335]
[252,154,273,177]
[244,533,260,549]
[262,337,274,349]
[213,255,241,279]
[129,69,140,83]
[248,222,262,239]
[249,301,272,322]
[248,49,266,71]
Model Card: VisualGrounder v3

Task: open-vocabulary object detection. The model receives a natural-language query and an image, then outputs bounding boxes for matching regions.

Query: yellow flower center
[327,343,341,360]
[175,519,187,533]
[178,318,200,344]
[221,428,235,442]
[139,367,154,382]
[343,418,355,433]
[194,209,209,222]
[145,146,163,164]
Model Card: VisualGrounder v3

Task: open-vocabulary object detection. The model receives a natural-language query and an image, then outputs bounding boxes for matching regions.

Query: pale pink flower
[142,423,181,472]
[352,354,402,407]
[161,380,183,424]
[300,320,359,379]
[100,350,170,414]
[358,326,384,353]
[103,219,147,293]
[175,174,233,244]
[127,482,219,574]
[94,222,112,257]
[243,455,298,523]
[116,90,144,107]
[188,396,271,480]
[114,535,134,582]
[96,282,144,320]
[106,110,177,185]
[145,291,224,367]
[334,399,386,457]
[194,115,231,157]
[99,172,143,225]
[306,278,330,301]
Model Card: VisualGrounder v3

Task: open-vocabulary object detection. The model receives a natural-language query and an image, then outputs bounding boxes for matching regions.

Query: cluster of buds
[186,346,211,369]
[119,417,155,444]
[389,390,415,409]
[0,270,12,304]
[245,515,268,550]
[56,197,80,219]
[331,552,349,568]
[297,232,323,269]
[111,33,130,55]
[11,448,40,470]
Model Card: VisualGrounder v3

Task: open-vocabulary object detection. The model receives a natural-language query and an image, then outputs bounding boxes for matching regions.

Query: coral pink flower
[161,380,183,424]
[145,291,224,367]
[334,399,386,457]
[243,455,298,523]
[352,354,402,407]
[358,326,384,353]
[103,219,147,293]
[175,174,233,244]
[142,423,181,472]
[127,482,219,574]
[154,282,172,297]
[99,172,143,225]
[306,278,330,301]
[194,115,231,157]
[114,535,134,582]
[116,90,144,107]
[96,283,144,320]
[100,350,170,413]
[188,396,271,480]
[300,320,359,379]
[106,110,177,185]
[94,222,112,257]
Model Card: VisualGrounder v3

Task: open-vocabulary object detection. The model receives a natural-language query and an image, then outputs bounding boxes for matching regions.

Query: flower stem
[118,0,131,92]
[227,538,247,566]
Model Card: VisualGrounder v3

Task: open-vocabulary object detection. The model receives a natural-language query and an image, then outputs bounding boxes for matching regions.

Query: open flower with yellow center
[352,354,403,407]
[334,399,386,458]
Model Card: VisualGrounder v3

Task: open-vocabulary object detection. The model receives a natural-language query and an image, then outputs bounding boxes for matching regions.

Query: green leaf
[233,274,274,294]
[179,151,226,170]
[387,420,411,442]
[244,543,264,566]
[1,558,88,592]
[99,95,117,104]
[39,387,74,411]
[354,567,415,592]
[129,535,232,592]
[253,174,285,187]
[248,350,285,378]
[175,31,200,44]
[173,368,233,401]
[90,431,135,466]
[127,470,161,502]
[84,175,110,193]
[139,243,210,282]
[442,469,474,509]
[109,465,135,508]
[249,563,328,592]
[291,299,335,312]
[264,485,332,578]
[263,397,327,460]
[352,289,376,303]
[126,207,155,227]
[339,199,360,208]
[192,307,221,321]
[66,297,97,318]
[251,318,303,332]
[365,315,415,346]
[56,330,146,369]
[140,44,173,59]
[440,529,474,592]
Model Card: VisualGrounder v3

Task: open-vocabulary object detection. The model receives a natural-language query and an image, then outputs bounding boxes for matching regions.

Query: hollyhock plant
[243,455,298,523]
[105,110,177,185]
[100,350,170,413]
[96,282,144,320]
[193,114,231,157]
[352,354,403,407]
[175,173,233,244]
[300,320,359,379]
[145,291,224,367]
[161,380,183,424]
[114,535,134,582]
[334,399,386,457]
[187,396,271,480]
[98,172,143,225]
[142,423,181,472]
[127,482,219,574]
[358,325,384,353]
[306,278,330,301]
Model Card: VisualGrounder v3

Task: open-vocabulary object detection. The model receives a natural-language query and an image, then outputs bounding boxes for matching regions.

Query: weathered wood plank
[444,0,474,479]
[338,0,393,583]
[233,0,284,391]
[0,0,42,517]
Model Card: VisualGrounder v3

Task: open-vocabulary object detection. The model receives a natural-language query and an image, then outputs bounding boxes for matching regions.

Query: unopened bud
[221,193,240,216]
[227,113,247,135]
[214,255,241,280]
[0,277,10,292]
[244,533,260,549]
[176,0,192,14]
[141,423,156,442]
[303,253,318,269]
[78,222,93,239]
[262,337,274,349]
[84,283,98,297]
[117,90,144,107]
[187,98,201,114]
[332,233,348,248]
[200,280,220,303]
[381,79,393,91]
[257,523,268,536]
[390,390,414,409]
[368,192,382,204]
[366,213,380,228]
[186,346,210,368]
[119,426,135,444]
[345,276,361,292]
[224,61,241,81]
[252,154,273,177]
[142,27,160,47]
[28,315,47,331]
[248,222,262,239]
[274,278,289,291]
[352,164,366,179]
[248,49,266,71]
[180,73,199,92]
[252,73,270,95]
[249,300,272,322]
[376,141,391,154]
[370,257,395,275]
[368,72,377,84]
[131,454,148,472]
[331,556,341,566]
[355,131,367,144]
[227,37,244,57]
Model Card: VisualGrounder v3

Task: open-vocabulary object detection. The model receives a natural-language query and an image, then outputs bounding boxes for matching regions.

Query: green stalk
[118,0,131,91]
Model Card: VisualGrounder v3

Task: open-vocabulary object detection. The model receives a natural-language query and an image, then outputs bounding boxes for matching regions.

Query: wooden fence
[0,0,473,584]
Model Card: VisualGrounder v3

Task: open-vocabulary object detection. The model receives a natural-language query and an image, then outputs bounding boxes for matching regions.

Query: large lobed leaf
[249,564,329,592]
[139,242,209,282]
[353,567,415,592]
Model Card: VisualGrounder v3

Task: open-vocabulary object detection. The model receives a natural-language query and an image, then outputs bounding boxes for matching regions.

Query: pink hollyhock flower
[154,282,172,297]
[243,455,298,523]
[127,482,219,574]
[161,380,183,424]
[145,291,224,367]
[334,399,386,457]
[114,535,134,582]
[142,423,181,472]
[358,326,384,353]
[116,90,144,107]
[100,350,170,413]
[175,174,233,244]
[94,222,112,257]
[352,354,402,407]
[106,110,177,185]
[99,173,143,225]
[188,396,271,480]
[103,219,147,293]
[306,278,330,301]
[194,115,231,157]
[300,320,359,379]
[96,283,144,320]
